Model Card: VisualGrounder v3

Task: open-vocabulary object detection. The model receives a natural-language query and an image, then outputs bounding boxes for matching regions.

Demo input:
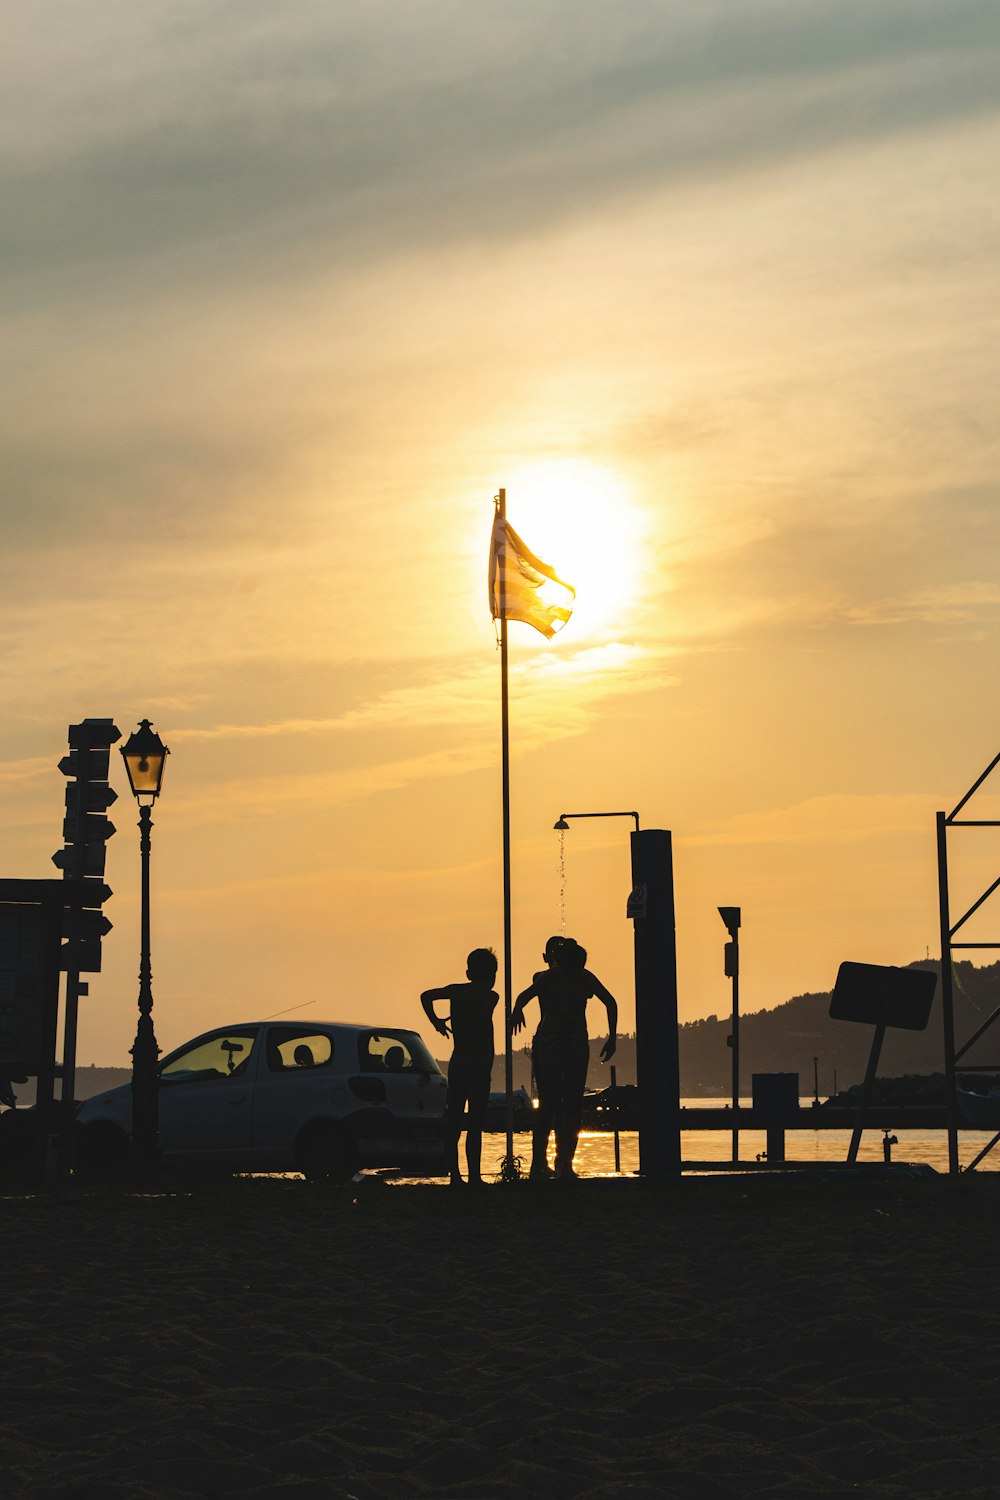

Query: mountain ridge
[21,959,999,1102]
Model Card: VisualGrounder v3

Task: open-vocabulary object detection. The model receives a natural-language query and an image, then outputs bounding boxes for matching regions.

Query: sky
[2,1,999,1066]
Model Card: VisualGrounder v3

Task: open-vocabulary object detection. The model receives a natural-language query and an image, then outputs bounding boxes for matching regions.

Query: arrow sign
[65,782,117,815]
[68,719,121,750]
[59,748,111,781]
[59,940,104,975]
[58,879,113,907]
[62,909,113,941]
[62,814,116,844]
[52,845,108,877]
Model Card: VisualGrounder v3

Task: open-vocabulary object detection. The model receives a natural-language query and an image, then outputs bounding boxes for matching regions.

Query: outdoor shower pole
[631,829,681,1180]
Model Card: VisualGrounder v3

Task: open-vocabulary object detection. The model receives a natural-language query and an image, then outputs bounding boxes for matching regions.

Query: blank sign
[830,962,937,1032]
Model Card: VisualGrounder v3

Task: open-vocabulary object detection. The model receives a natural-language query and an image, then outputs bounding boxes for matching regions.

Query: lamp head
[718,905,741,937]
[121,719,170,802]
[553,816,570,830]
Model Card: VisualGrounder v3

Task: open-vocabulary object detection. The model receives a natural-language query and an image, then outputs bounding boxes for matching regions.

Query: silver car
[76,1021,448,1180]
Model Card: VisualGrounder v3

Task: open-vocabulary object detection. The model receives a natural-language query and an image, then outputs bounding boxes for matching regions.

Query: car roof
[192,1022,422,1036]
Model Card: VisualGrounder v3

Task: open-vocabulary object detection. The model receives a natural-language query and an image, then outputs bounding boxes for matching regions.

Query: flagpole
[498,487,515,1169]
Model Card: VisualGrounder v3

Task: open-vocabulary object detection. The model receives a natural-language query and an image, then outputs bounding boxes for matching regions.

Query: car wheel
[296,1121,357,1183]
[75,1122,130,1178]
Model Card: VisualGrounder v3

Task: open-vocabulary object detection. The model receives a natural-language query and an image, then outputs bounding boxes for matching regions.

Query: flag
[488,515,575,639]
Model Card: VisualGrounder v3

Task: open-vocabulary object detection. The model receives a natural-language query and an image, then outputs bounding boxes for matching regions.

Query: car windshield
[160,1030,259,1084]
[358,1031,440,1074]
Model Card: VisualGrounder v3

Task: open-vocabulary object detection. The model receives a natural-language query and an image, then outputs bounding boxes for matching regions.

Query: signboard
[626,883,647,920]
[0,903,47,1074]
[829,961,937,1032]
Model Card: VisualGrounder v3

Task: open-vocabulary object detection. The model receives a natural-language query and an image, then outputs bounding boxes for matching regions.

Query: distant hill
[489,958,1000,1096]
[675,958,1000,1096]
[15,960,998,1106]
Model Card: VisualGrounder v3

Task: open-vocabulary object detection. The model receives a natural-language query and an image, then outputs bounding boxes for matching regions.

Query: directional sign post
[53,720,120,1173]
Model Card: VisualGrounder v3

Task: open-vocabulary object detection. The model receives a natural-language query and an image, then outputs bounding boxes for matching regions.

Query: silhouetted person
[421,948,499,1187]
[293,1044,314,1068]
[512,936,617,1181]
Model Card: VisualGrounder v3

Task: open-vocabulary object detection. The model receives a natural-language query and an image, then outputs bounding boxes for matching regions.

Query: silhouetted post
[498,488,515,1164]
[610,1062,621,1173]
[630,829,680,1180]
[121,721,170,1170]
[133,803,158,1162]
[719,906,740,1161]
[846,1024,885,1165]
[936,810,959,1176]
[813,1056,819,1104]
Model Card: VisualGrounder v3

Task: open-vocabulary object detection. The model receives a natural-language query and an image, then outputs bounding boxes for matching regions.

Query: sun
[503,459,644,638]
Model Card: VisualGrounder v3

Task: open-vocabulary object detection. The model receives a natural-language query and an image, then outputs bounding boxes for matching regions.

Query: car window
[359,1032,440,1074]
[160,1031,258,1085]
[266,1030,334,1073]
[359,1033,417,1073]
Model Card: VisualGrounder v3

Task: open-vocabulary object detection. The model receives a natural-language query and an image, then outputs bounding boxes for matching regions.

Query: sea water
[486,1098,1000,1175]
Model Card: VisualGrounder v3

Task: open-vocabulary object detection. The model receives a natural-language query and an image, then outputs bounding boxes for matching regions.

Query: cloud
[686,792,1000,848]
[0,755,52,787]
[3,1,998,294]
[160,642,679,822]
[171,642,676,743]
[843,582,1000,627]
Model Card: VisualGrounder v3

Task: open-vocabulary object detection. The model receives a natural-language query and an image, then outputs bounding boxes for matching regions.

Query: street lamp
[120,719,170,1168]
[718,905,741,1162]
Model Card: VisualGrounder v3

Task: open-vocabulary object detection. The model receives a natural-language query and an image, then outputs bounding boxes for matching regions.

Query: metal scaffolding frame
[937,748,1000,1174]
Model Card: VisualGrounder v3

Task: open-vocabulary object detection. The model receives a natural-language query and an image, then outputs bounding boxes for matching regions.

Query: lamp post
[718,905,741,1162]
[120,720,170,1169]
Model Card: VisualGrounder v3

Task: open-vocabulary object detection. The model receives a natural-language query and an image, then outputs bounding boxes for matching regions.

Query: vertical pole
[813,1056,819,1105]
[936,810,959,1175]
[730,949,739,1162]
[36,897,63,1185]
[60,954,83,1177]
[499,488,515,1166]
[131,804,160,1169]
[846,1024,885,1164]
[610,1063,621,1174]
[631,829,681,1180]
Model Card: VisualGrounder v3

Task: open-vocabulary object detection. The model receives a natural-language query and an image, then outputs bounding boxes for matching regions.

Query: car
[75,1020,448,1181]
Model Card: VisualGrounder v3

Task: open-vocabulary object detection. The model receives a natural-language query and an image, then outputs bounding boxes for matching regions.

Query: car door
[356,1030,447,1141]
[157,1027,260,1166]
[251,1026,339,1168]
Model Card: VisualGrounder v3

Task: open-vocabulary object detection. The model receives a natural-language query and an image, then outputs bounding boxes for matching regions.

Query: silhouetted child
[512,936,617,1181]
[421,948,499,1187]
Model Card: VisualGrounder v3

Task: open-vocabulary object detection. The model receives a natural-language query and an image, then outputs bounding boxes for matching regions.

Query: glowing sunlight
[503,460,646,639]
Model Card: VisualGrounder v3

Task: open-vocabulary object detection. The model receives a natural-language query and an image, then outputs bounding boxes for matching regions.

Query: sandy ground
[2,1172,999,1499]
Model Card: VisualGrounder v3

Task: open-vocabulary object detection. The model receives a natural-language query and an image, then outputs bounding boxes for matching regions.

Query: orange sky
[2,3,999,1065]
